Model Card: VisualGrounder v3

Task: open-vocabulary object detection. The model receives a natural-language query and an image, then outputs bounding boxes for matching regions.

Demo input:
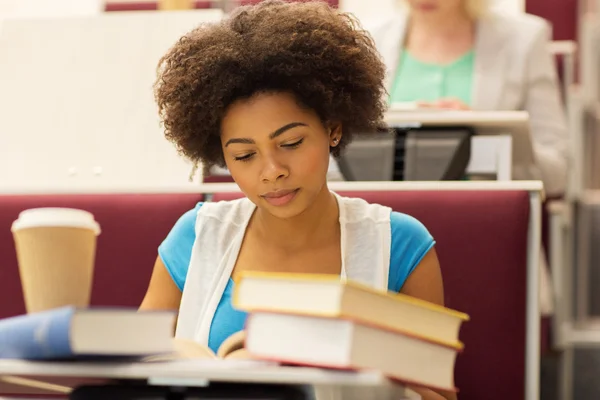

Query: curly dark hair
[154,0,387,169]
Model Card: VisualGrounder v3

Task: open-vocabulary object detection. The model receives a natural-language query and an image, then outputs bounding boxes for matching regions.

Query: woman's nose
[260,155,289,183]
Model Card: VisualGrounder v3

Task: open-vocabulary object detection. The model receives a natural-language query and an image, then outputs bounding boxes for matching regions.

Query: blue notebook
[0,306,175,360]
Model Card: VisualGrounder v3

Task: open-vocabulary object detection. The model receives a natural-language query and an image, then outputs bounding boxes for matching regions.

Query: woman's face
[221,91,339,219]
[406,0,464,17]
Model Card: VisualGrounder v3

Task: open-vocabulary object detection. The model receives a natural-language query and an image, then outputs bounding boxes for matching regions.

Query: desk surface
[0,179,546,195]
[385,110,529,127]
[198,180,545,194]
[0,359,393,387]
[0,360,408,399]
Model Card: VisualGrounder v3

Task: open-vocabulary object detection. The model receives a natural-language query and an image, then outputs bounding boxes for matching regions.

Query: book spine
[0,307,75,359]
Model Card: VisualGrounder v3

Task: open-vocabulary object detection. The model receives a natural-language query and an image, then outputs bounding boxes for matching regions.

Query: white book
[0,307,176,359]
[234,272,469,347]
[245,312,460,393]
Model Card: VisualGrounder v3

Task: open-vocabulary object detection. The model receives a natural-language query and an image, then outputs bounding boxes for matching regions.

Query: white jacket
[175,193,392,343]
[366,10,570,196]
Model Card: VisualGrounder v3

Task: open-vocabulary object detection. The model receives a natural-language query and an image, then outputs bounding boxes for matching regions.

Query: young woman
[141,2,453,399]
[367,0,569,197]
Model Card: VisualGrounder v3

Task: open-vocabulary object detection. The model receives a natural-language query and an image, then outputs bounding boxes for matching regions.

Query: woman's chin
[261,202,305,220]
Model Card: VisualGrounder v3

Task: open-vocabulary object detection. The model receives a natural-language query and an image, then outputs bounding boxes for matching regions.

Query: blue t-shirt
[159,202,435,353]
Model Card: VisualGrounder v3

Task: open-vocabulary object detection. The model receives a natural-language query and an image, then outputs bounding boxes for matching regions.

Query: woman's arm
[140,255,182,311]
[140,205,198,311]
[400,248,458,400]
[522,20,570,197]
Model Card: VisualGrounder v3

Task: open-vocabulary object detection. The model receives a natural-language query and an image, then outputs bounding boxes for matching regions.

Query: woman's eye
[282,139,304,149]
[234,153,255,162]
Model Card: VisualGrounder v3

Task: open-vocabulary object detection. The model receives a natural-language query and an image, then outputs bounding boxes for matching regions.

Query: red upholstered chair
[212,190,532,400]
[0,193,203,319]
[526,0,577,42]
[105,1,211,11]
[104,0,338,12]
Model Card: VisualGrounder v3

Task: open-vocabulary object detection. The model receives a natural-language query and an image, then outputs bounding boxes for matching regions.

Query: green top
[389,50,475,106]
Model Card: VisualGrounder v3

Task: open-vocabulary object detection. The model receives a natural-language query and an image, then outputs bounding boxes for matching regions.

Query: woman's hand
[408,386,458,400]
[416,98,471,110]
[400,248,457,400]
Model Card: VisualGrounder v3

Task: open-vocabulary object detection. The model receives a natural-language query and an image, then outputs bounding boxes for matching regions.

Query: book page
[142,338,216,362]
[143,331,255,362]
[217,330,246,359]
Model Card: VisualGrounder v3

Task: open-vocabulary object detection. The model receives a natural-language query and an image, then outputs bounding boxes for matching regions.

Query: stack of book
[232,271,470,394]
[0,272,469,395]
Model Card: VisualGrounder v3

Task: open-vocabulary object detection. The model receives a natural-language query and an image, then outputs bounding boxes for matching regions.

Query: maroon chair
[104,0,339,12]
[526,0,577,42]
[105,1,212,11]
[212,189,532,400]
[0,193,203,319]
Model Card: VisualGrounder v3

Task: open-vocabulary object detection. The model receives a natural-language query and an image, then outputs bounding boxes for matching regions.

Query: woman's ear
[328,122,343,147]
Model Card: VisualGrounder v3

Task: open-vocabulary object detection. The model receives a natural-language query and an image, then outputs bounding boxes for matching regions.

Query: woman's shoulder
[476,10,552,68]
[167,198,254,236]
[362,12,406,33]
[390,211,431,239]
[196,197,255,224]
[337,194,430,234]
[361,11,408,45]
[481,10,550,42]
[388,211,435,291]
[389,211,434,258]
[336,194,392,224]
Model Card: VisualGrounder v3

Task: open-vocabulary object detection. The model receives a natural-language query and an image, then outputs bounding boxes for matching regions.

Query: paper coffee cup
[11,208,101,313]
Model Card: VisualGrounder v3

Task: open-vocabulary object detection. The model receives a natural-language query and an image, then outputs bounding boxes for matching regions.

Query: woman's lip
[261,189,298,198]
[261,189,299,206]
[416,3,438,11]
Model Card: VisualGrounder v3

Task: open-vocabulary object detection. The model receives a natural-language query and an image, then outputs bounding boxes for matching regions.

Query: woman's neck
[406,9,475,63]
[253,185,340,252]
[409,9,473,39]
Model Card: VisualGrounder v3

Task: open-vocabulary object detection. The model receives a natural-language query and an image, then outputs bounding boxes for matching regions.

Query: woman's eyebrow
[225,122,308,147]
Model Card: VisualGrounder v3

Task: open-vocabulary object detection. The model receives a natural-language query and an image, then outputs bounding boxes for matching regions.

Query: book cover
[0,306,74,359]
[0,306,175,360]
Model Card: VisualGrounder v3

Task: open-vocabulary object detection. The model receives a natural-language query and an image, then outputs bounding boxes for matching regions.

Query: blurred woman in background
[367,0,569,198]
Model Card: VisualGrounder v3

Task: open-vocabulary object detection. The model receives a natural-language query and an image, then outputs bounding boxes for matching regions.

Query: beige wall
[0,10,223,193]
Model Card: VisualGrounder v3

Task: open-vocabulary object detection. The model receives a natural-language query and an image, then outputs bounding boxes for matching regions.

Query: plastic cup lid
[11,207,101,235]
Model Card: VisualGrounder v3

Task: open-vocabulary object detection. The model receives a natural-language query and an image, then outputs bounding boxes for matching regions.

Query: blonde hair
[463,0,487,19]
